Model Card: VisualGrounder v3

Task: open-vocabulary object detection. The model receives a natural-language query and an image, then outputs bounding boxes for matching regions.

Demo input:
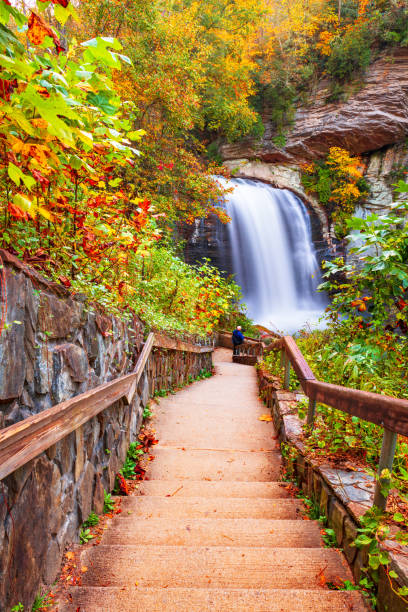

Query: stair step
[119,496,302,519]
[61,587,368,612]
[153,405,277,450]
[103,518,322,547]
[134,480,290,498]
[81,546,354,589]
[147,448,281,481]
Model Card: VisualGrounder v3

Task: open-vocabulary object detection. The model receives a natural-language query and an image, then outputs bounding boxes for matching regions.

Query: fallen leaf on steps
[258,414,272,422]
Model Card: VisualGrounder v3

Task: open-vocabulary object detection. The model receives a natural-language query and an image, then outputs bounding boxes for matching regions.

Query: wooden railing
[270,335,408,510]
[0,332,214,482]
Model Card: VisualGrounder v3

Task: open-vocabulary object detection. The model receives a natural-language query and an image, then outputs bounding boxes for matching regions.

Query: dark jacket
[232,329,244,346]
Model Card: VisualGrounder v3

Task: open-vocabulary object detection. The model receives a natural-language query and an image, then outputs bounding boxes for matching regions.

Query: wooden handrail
[305,379,408,436]
[275,335,408,435]
[270,334,408,509]
[0,331,212,482]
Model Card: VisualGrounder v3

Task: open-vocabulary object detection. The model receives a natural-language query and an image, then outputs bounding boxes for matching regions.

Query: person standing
[232,326,244,356]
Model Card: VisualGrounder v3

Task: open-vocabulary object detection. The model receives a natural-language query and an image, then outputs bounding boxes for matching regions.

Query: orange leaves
[9,135,56,168]
[138,429,159,452]
[258,414,273,422]
[27,12,64,54]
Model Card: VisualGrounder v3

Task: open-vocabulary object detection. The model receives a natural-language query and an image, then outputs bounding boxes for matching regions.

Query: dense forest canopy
[0,0,407,335]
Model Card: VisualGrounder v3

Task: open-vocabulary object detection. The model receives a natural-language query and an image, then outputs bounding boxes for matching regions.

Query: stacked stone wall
[0,252,212,611]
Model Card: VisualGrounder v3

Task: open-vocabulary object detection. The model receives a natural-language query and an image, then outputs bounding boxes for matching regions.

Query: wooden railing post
[306,398,316,429]
[283,354,291,390]
[280,348,285,368]
[373,427,398,510]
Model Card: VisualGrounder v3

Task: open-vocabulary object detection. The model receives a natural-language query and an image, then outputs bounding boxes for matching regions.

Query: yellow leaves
[13,193,54,221]
[65,551,75,560]
[258,414,273,422]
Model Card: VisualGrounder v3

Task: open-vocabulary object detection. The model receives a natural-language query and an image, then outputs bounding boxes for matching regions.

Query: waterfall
[217,177,327,334]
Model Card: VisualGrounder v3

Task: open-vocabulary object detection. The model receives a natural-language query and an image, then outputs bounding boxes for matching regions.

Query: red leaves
[38,0,69,6]
[134,464,146,481]
[8,201,28,220]
[0,78,17,101]
[138,199,151,213]
[58,275,71,288]
[27,11,64,54]
[116,473,130,495]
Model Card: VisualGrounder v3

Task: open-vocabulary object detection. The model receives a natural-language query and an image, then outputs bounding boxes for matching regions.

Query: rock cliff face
[221,48,408,165]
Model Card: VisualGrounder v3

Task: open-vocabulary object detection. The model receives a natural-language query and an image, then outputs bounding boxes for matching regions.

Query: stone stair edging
[257,368,408,612]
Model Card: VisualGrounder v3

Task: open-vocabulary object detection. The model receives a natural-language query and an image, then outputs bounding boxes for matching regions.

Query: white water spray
[217,178,327,334]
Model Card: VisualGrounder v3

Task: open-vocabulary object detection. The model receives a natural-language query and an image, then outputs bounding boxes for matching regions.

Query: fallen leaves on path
[258,414,273,422]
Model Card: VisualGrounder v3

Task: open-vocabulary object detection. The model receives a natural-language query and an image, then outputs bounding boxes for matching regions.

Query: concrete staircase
[63,349,367,611]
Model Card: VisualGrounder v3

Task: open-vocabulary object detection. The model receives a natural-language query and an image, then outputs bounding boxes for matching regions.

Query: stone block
[0,268,26,401]
[24,280,38,386]
[60,476,74,515]
[343,516,358,565]
[312,471,322,503]
[93,473,105,514]
[353,546,368,583]
[329,499,347,546]
[296,455,306,481]
[3,455,53,611]
[77,461,95,523]
[51,343,89,403]
[42,538,61,585]
[37,292,79,340]
[55,432,75,474]
[319,482,331,517]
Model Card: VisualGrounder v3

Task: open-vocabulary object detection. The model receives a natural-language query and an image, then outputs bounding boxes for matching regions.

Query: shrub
[325,22,373,81]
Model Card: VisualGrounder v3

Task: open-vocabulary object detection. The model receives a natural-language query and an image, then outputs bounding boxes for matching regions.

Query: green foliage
[31,592,53,612]
[143,406,153,419]
[325,22,373,82]
[120,441,145,479]
[82,512,99,529]
[103,490,115,513]
[320,199,408,336]
[11,604,24,612]
[79,528,94,544]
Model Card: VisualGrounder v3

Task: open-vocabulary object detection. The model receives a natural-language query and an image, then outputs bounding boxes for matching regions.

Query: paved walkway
[64,348,366,611]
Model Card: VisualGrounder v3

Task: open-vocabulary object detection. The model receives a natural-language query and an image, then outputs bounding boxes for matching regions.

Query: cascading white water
[217,177,327,334]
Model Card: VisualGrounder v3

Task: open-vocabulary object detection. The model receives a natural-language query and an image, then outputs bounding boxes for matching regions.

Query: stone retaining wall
[257,368,408,612]
[0,252,212,611]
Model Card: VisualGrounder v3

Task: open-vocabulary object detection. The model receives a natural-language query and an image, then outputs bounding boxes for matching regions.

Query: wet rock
[92,473,105,514]
[53,343,89,383]
[34,342,53,395]
[42,538,61,585]
[0,268,26,401]
[343,516,358,565]
[77,461,95,523]
[4,456,53,611]
[329,499,347,546]
[24,278,38,386]
[37,292,80,340]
